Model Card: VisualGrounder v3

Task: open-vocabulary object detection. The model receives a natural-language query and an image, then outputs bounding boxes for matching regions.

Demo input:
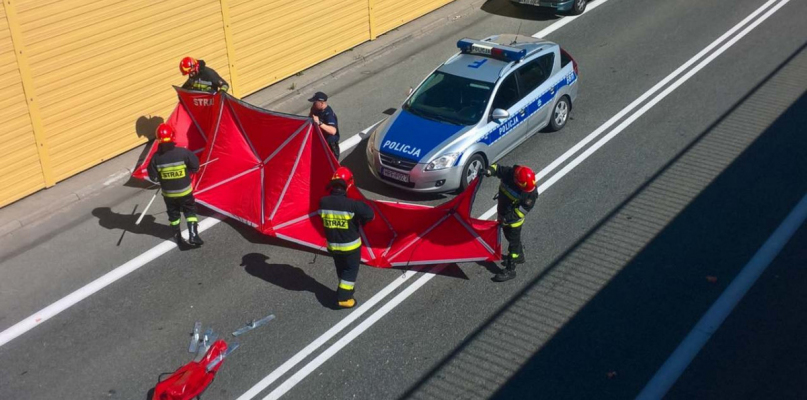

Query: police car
[366,34,579,193]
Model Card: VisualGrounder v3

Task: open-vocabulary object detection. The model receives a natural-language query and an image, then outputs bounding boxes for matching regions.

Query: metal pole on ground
[136,188,161,225]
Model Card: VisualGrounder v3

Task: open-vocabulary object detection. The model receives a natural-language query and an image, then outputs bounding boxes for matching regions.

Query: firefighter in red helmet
[147,123,204,247]
[318,167,374,308]
[179,56,230,94]
[484,164,538,282]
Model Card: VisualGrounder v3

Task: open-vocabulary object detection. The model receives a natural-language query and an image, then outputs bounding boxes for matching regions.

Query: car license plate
[381,168,409,183]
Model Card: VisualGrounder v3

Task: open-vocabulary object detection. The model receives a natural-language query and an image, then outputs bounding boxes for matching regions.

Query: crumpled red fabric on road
[133,88,500,267]
[152,340,228,400]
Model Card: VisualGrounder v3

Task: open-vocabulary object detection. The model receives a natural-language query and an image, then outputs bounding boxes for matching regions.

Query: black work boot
[512,251,526,265]
[188,222,204,246]
[493,265,516,282]
[493,254,516,282]
[501,254,513,268]
[173,225,187,247]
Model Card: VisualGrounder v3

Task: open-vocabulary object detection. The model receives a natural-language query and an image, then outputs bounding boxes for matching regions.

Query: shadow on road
[476,260,505,277]
[92,206,174,241]
[241,253,338,310]
[224,218,327,258]
[400,39,807,400]
[126,114,165,189]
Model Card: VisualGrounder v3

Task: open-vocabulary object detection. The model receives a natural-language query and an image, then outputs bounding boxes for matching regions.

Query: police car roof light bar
[456,38,527,62]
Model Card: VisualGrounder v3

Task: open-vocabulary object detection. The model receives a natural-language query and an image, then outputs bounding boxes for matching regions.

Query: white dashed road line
[239,0,791,397]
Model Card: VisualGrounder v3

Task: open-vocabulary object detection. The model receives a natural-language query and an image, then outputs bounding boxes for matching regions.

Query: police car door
[517,51,556,134]
[486,71,529,160]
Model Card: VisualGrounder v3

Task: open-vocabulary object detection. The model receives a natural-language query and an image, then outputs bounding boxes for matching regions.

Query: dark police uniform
[312,105,340,159]
[181,59,229,93]
[319,185,374,307]
[147,142,201,244]
[490,164,538,266]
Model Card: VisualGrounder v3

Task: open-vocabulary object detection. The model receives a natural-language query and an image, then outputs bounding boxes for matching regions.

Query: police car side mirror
[491,108,509,122]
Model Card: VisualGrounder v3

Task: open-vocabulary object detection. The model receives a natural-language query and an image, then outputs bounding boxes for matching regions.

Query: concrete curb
[0,167,134,238]
[0,220,22,237]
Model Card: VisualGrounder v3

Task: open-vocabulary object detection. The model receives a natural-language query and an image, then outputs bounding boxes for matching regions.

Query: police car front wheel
[459,153,486,192]
[548,96,571,132]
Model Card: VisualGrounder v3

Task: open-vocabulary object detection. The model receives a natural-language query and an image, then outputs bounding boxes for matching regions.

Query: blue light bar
[456,38,527,62]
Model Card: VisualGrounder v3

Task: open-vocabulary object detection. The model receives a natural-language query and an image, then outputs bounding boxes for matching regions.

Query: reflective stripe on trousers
[162,186,193,198]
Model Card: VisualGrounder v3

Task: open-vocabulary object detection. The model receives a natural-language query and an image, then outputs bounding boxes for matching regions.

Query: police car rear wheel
[460,154,485,192]
[548,96,570,132]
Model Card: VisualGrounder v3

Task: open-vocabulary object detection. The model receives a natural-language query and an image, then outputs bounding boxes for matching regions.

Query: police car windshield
[403,71,492,126]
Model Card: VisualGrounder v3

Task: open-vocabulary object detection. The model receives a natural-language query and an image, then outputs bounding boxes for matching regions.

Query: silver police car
[366,34,579,193]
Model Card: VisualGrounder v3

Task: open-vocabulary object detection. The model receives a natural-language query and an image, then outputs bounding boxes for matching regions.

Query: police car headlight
[425,153,460,171]
[367,118,390,151]
[367,130,377,150]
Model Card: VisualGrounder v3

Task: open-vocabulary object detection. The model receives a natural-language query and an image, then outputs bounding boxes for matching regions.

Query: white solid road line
[240,3,618,399]
[0,216,221,347]
[637,190,807,399]
[0,0,601,354]
[339,119,383,151]
[241,0,791,397]
[532,0,610,39]
[236,268,424,400]
[539,0,788,192]
[263,265,447,400]
[488,0,783,218]
[0,124,371,349]
[532,0,780,184]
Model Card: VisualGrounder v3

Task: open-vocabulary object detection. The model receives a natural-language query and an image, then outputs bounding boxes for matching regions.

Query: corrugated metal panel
[375,0,453,36]
[230,0,370,95]
[1,1,453,205]
[16,0,230,181]
[0,4,45,207]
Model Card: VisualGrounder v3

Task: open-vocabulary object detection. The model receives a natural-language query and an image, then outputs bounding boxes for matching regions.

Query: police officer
[484,164,538,282]
[179,56,230,93]
[147,123,204,247]
[308,91,340,159]
[319,167,374,308]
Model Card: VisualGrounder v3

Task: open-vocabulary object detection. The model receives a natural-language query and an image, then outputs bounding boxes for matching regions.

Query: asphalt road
[1,0,806,399]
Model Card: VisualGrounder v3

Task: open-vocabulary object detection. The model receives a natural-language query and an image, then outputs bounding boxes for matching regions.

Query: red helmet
[330,166,354,189]
[179,57,199,76]
[514,165,536,192]
[156,123,175,143]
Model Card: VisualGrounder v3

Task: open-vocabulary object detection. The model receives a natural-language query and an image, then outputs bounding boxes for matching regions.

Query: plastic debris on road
[233,314,275,337]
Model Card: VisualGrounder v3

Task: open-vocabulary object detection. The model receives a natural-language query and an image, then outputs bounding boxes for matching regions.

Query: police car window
[403,71,493,126]
[491,73,519,111]
[517,53,555,94]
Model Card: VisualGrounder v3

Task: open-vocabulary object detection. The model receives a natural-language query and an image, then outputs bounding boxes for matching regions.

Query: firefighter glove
[484,165,497,177]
